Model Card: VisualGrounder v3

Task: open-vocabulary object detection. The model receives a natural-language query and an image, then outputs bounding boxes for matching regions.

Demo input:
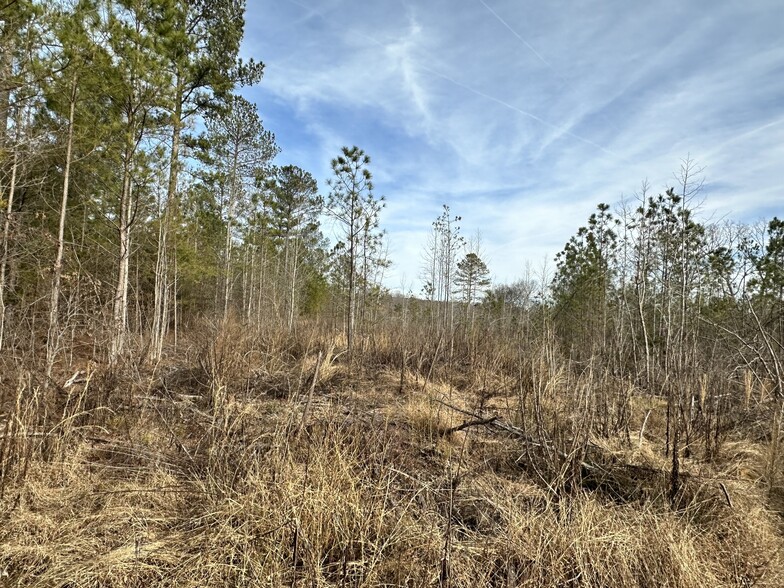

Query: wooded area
[1,1,783,586]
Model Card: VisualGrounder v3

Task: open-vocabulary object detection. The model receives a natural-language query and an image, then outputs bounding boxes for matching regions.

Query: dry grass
[1,322,783,587]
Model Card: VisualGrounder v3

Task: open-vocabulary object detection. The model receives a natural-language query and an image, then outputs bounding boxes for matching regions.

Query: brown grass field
[1,322,783,587]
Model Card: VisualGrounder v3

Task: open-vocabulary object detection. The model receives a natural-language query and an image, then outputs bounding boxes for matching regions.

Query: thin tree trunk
[46,79,77,378]
[151,202,168,358]
[110,154,134,362]
[173,246,178,351]
[223,202,233,320]
[347,215,356,358]
[0,151,18,350]
[151,82,183,360]
[256,235,267,325]
[288,235,300,332]
[223,145,240,321]
[246,244,255,323]
[0,45,10,151]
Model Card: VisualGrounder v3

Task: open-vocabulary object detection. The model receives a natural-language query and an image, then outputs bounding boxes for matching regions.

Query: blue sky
[240,0,784,292]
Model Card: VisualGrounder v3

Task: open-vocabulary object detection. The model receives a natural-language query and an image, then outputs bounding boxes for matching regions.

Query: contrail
[283,0,335,23]
[706,115,784,158]
[346,25,622,160]
[477,0,553,70]
[419,64,623,160]
[282,0,623,159]
[476,0,624,138]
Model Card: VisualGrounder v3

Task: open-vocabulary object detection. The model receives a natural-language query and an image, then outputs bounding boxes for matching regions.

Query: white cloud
[242,0,784,289]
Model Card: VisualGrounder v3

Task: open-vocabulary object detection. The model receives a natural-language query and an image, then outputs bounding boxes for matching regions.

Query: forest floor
[1,324,783,587]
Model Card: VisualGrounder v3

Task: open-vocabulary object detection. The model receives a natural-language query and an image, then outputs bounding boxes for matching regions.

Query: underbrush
[1,322,783,586]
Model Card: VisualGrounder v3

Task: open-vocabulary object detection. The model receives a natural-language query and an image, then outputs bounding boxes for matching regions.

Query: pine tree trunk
[110,153,134,362]
[347,213,356,358]
[0,152,18,351]
[151,205,168,358]
[172,247,178,351]
[223,146,240,321]
[256,235,267,325]
[0,45,10,151]
[151,83,183,360]
[288,236,300,332]
[46,80,77,378]
[223,207,233,321]
[246,244,255,323]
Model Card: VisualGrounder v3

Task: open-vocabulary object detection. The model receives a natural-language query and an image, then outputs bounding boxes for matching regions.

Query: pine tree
[454,251,490,335]
[325,146,384,356]
[455,252,490,306]
[103,0,177,361]
[552,203,618,357]
[150,0,264,358]
[202,94,277,319]
[0,0,43,350]
[266,165,322,331]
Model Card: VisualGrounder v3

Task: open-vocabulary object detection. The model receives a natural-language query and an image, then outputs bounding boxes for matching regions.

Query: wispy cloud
[242,0,784,287]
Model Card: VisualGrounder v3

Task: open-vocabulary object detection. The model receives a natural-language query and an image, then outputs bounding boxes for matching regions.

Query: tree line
[0,0,389,371]
[546,160,782,465]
